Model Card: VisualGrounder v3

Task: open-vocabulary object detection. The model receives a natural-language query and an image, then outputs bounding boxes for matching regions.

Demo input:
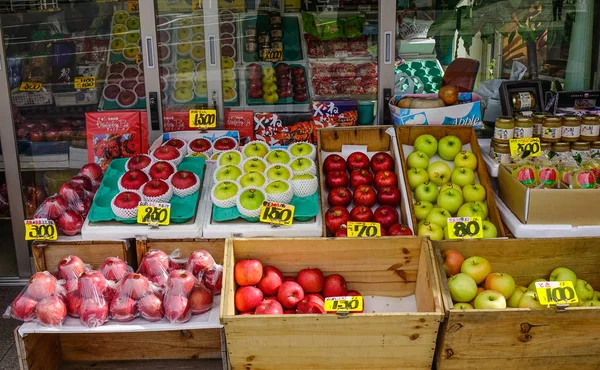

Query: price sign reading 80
[447,217,483,239]
[259,201,295,226]
[509,137,541,157]
[535,281,579,306]
[24,219,57,241]
[137,202,171,226]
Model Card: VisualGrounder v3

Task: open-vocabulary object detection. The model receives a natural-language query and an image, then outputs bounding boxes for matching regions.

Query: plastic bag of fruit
[163,269,214,324]
[53,255,92,318]
[185,249,223,295]
[5,271,68,327]
[110,272,162,322]
[77,270,114,327]
[137,249,183,288]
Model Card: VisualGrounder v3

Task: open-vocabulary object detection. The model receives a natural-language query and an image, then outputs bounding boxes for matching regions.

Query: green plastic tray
[101,97,147,110]
[212,192,319,223]
[246,63,309,106]
[241,14,303,63]
[395,60,443,94]
[88,156,205,224]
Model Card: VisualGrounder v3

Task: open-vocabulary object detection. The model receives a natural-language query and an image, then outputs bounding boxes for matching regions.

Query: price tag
[189,109,217,129]
[262,48,283,62]
[334,50,348,58]
[25,219,57,241]
[347,221,381,237]
[192,0,201,10]
[358,5,371,11]
[137,202,171,226]
[324,296,363,313]
[509,137,542,157]
[447,217,483,239]
[19,82,42,92]
[74,76,96,89]
[259,201,295,226]
[535,281,579,306]
[128,0,139,12]
[135,53,142,65]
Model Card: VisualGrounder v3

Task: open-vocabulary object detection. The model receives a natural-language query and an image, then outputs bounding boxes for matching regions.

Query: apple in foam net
[121,170,149,190]
[370,152,394,173]
[266,165,291,181]
[265,180,289,195]
[278,281,305,309]
[143,179,170,198]
[171,170,197,190]
[214,137,236,151]
[153,145,180,161]
[437,135,463,161]
[243,142,269,158]
[373,205,399,230]
[257,266,284,296]
[244,158,267,173]
[327,187,352,207]
[326,171,349,189]
[166,138,186,150]
[325,206,351,233]
[347,152,370,171]
[240,172,266,188]
[413,134,438,158]
[350,169,373,189]
[189,138,211,153]
[127,154,152,171]
[266,149,291,165]
[113,191,142,211]
[149,161,175,181]
[215,165,242,181]
[296,268,324,293]
[57,255,86,281]
[350,205,373,222]
[407,168,429,190]
[290,158,313,174]
[322,154,347,173]
[290,143,313,158]
[406,151,430,170]
[219,151,242,166]
[238,188,265,210]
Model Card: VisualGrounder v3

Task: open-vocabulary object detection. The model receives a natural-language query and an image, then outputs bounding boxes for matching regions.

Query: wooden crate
[395,126,505,236]
[221,237,444,370]
[434,238,600,370]
[135,238,225,266]
[32,240,134,272]
[317,126,411,236]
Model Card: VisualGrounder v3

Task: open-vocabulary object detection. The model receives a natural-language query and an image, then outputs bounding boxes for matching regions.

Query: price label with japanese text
[74,76,96,89]
[324,296,363,313]
[259,201,294,226]
[25,219,57,241]
[262,48,283,62]
[137,202,171,226]
[509,137,542,157]
[347,221,381,237]
[535,281,578,306]
[189,109,217,129]
[447,217,483,239]
[128,1,139,12]
[19,82,42,92]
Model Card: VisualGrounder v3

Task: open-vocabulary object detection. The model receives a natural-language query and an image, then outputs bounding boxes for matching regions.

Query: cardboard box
[498,164,600,226]
[390,93,483,128]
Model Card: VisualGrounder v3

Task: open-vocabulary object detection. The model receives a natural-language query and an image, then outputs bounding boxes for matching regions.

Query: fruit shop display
[32,163,104,236]
[109,10,141,62]
[219,10,238,61]
[246,63,309,105]
[233,258,360,315]
[322,151,412,237]
[405,134,497,240]
[310,62,377,97]
[15,117,86,144]
[301,13,370,58]
[103,62,150,109]
[241,13,303,63]
[210,141,320,222]
[443,249,600,309]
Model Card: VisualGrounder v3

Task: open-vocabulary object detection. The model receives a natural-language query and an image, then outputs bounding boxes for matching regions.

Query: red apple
[101,256,129,282]
[214,137,237,151]
[186,250,216,277]
[293,92,308,102]
[442,250,464,277]
[327,187,352,207]
[255,299,283,315]
[34,194,68,219]
[374,170,398,189]
[65,290,82,317]
[167,270,195,296]
[247,63,261,74]
[189,138,211,153]
[234,259,263,287]
[277,281,305,309]
[293,76,306,85]
[279,88,292,99]
[164,295,191,323]
[350,206,373,222]
[335,227,347,237]
[248,88,262,99]
[140,249,169,277]
[79,163,103,184]
[11,294,38,321]
[142,179,170,199]
[120,170,149,190]
[120,273,150,299]
[189,282,214,314]
[257,266,284,296]
[110,296,137,322]
[296,268,324,293]
[79,298,109,327]
[166,138,186,150]
[248,80,262,90]
[373,205,399,230]
[322,274,348,298]
[283,276,295,282]
[347,290,361,296]
[138,294,164,321]
[347,152,370,171]
[353,185,377,207]
[57,255,86,281]
[127,154,152,171]
[371,152,394,172]
[78,271,106,299]
[323,154,347,173]
[113,191,142,210]
[326,171,349,189]
[149,161,175,180]
[152,145,180,161]
[27,271,57,300]
[292,66,304,77]
[387,224,413,236]
[296,300,325,314]
[58,181,85,204]
[171,171,198,190]
[304,293,325,307]
[235,286,263,312]
[69,175,93,192]
[325,206,351,234]
[56,209,84,236]
[350,169,374,189]
[377,186,401,206]
[36,296,67,326]
[203,266,223,295]
[29,130,44,142]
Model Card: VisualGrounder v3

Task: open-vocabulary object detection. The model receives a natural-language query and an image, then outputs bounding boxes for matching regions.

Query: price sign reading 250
[137,202,171,226]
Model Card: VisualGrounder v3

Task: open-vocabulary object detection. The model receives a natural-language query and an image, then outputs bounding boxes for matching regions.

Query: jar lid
[496,116,514,122]
[582,114,600,122]
[515,116,533,123]
[572,141,590,147]
[552,142,570,151]
[562,114,581,122]
[540,142,552,150]
[544,116,562,123]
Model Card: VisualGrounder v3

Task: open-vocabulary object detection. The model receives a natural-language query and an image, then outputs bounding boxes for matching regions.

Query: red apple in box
[293,92,308,102]
[36,296,67,326]
[142,179,170,198]
[127,154,152,171]
[120,170,149,191]
[138,294,163,321]
[171,171,198,191]
[107,73,123,85]
[248,80,262,90]
[113,191,142,210]
[122,67,139,79]
[277,282,305,309]
[255,299,283,315]
[327,187,352,207]
[292,66,304,77]
[247,63,261,74]
[323,154,346,173]
[374,170,397,189]
[110,296,137,322]
[371,152,394,173]
[78,271,107,299]
[293,76,306,85]
[167,270,195,296]
[214,137,236,151]
[296,268,324,293]
[325,206,351,233]
[189,282,214,314]
[275,63,290,76]
[65,290,82,317]
[388,224,413,236]
[248,88,262,99]
[353,185,376,207]
[101,257,129,282]
[305,293,325,307]
[149,161,175,181]
[347,152,370,171]
[134,83,145,98]
[120,79,137,90]
[235,259,263,286]
[164,295,190,323]
[279,88,292,99]
[350,169,373,189]
[335,227,347,237]
[57,255,86,281]
[296,300,325,314]
[257,266,284,296]
[153,145,180,161]
[350,206,373,222]
[56,210,84,236]
[322,274,348,298]
[326,171,349,189]
[11,294,38,321]
[109,62,126,74]
[377,186,401,206]
[141,250,169,277]
[189,138,211,153]
[117,90,137,107]
[373,205,399,230]
[235,286,263,312]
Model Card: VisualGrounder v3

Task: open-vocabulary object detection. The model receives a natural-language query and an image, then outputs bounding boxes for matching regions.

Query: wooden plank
[32,241,130,272]
[59,328,222,362]
[318,126,393,152]
[61,359,223,369]
[221,239,236,317]
[16,330,62,370]
[415,240,444,314]
[438,356,600,370]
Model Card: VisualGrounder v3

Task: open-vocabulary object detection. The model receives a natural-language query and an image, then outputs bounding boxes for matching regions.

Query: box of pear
[395,126,505,239]
[434,238,600,370]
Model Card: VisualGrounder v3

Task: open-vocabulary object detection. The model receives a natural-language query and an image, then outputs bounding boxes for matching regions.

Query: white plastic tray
[478,138,498,177]
[18,295,222,336]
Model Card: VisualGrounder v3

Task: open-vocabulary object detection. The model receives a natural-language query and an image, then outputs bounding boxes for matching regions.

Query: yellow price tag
[19,82,42,92]
[535,281,578,306]
[262,48,283,62]
[192,0,201,10]
[189,109,217,129]
[74,76,96,89]
[25,219,57,241]
[259,201,294,226]
[128,1,139,12]
[137,202,171,226]
[447,217,484,239]
[347,221,381,237]
[135,53,142,65]
[324,296,363,313]
[509,137,542,157]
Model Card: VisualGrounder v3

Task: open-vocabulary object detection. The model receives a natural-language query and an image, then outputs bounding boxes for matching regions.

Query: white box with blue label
[389,93,483,128]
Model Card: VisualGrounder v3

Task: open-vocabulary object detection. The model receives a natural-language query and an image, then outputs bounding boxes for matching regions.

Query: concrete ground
[0,286,22,370]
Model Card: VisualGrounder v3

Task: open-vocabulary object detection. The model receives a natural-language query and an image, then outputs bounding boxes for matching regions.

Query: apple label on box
[535,281,579,306]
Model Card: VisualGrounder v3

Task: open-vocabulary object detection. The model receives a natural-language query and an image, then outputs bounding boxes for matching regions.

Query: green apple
[215,165,242,181]
[292,174,315,181]
[575,279,595,301]
[266,165,291,181]
[212,181,239,200]
[413,134,438,158]
[218,151,243,166]
[414,182,439,203]
[290,158,314,174]
[549,267,577,285]
[265,180,290,194]
[447,273,478,303]
[113,10,128,25]
[580,300,600,306]
[407,168,429,190]
[239,172,266,188]
[126,16,141,31]
[454,302,474,310]
[440,182,462,194]
[451,167,475,188]
[243,142,269,158]
[243,158,267,173]
[238,188,265,211]
[437,188,463,215]
[474,201,489,219]
[417,222,444,241]
[413,201,434,221]
[438,135,463,161]
[427,161,452,186]
[507,286,528,308]
[462,183,486,202]
[482,220,497,238]
[485,272,516,299]
[125,31,141,44]
[289,143,314,158]
[595,291,600,300]
[461,256,492,284]
[266,149,291,165]
[454,150,478,171]
[474,290,506,309]
[518,290,544,308]
[457,202,486,219]
[406,151,430,169]
[425,207,451,229]
[527,279,547,291]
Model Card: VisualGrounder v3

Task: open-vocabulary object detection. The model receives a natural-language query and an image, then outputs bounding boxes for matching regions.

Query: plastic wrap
[109,272,161,322]
[137,249,179,288]
[163,270,195,323]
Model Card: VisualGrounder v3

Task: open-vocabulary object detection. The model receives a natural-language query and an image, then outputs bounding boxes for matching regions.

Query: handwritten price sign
[509,137,542,157]
[74,76,96,89]
[447,217,483,239]
[347,221,381,237]
[25,219,57,241]
[324,296,363,313]
[259,201,294,226]
[19,82,42,92]
[535,281,579,306]
[137,202,171,226]
[189,109,217,129]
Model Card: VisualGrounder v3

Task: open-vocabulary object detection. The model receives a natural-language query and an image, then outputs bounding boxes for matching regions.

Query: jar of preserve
[512,92,536,111]
[514,116,534,138]
[494,116,515,143]
[552,142,570,153]
[541,116,562,143]
[491,141,511,164]
[540,142,552,152]
[580,114,600,142]
[591,141,600,157]
[571,141,591,157]
[532,113,549,137]
[561,115,581,142]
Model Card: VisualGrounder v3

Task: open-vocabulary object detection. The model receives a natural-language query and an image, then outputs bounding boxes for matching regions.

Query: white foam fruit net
[151,146,184,167]
[265,180,294,204]
[235,186,266,218]
[142,181,174,203]
[165,137,189,156]
[111,191,145,219]
[170,172,201,198]
[125,155,155,174]
[290,157,317,176]
[291,176,319,197]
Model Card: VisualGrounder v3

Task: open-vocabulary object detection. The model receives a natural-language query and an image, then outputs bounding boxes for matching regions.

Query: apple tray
[87,156,205,224]
[221,237,444,370]
[212,192,319,223]
[433,238,600,370]
[245,62,310,105]
[240,13,304,63]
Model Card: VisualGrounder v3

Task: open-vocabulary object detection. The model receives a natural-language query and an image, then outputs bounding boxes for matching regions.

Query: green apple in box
[518,290,544,308]
[407,168,429,190]
[265,149,291,165]
[447,273,478,303]
[462,183,486,202]
[438,135,463,161]
[427,161,452,186]
[266,165,291,181]
[507,286,528,308]
[425,207,451,229]
[575,279,595,301]
[243,158,267,173]
[414,182,438,203]
[218,151,243,166]
[474,290,506,309]
[527,279,546,291]
[413,201,433,221]
[215,165,242,181]
[213,181,239,200]
[457,202,486,219]
[238,188,265,211]
[451,167,475,188]
[440,182,462,194]
[243,142,269,158]
[289,143,314,158]
[473,201,488,219]
[290,158,313,173]
[406,151,429,170]
[454,150,478,171]
[437,188,463,215]
[265,181,290,195]
[413,134,438,158]
[454,302,473,310]
[239,172,266,188]
[417,221,443,241]
[481,220,497,238]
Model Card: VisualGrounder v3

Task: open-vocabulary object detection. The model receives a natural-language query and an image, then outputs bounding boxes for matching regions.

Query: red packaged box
[161,111,192,132]
[254,112,316,146]
[86,111,148,169]
[225,109,254,145]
